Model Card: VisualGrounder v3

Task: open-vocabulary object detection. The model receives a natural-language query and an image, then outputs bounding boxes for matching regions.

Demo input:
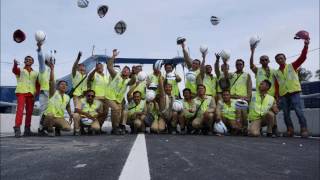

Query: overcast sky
[1,0,319,86]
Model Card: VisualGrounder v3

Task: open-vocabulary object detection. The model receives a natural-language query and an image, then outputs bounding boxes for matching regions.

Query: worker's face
[133,92,141,104]
[197,86,206,96]
[78,64,86,74]
[275,55,286,65]
[222,91,231,102]
[235,61,244,71]
[259,55,270,66]
[58,81,68,93]
[183,90,191,100]
[165,64,173,73]
[136,66,142,73]
[165,84,172,95]
[221,63,229,72]
[24,57,34,66]
[96,64,104,73]
[258,81,269,92]
[205,65,212,74]
[192,60,200,71]
[122,67,130,77]
[86,92,95,103]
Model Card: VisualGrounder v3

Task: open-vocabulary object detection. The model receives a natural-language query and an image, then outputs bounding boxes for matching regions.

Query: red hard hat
[13,29,26,43]
[294,30,310,40]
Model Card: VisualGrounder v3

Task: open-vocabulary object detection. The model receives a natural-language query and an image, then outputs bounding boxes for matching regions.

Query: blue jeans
[280,93,307,129]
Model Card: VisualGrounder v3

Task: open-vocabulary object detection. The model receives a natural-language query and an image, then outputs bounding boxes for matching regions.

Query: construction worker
[179,40,201,96]
[71,51,87,109]
[73,89,104,135]
[105,49,136,135]
[230,59,252,134]
[274,39,310,138]
[248,80,279,137]
[12,55,38,137]
[193,84,216,135]
[214,53,233,101]
[164,63,182,99]
[43,63,75,137]
[126,91,147,133]
[216,90,242,135]
[145,90,164,133]
[146,63,161,94]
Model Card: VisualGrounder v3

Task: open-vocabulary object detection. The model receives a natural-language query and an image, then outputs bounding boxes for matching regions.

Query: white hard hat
[172,100,183,112]
[77,0,89,8]
[166,72,176,80]
[146,90,156,102]
[235,99,249,110]
[97,5,109,18]
[114,65,121,73]
[200,45,208,54]
[114,20,127,35]
[249,35,261,48]
[210,16,220,26]
[176,37,186,45]
[137,71,147,81]
[186,71,196,82]
[81,118,93,126]
[214,121,228,134]
[35,30,46,43]
[219,49,231,61]
[154,60,163,70]
[148,82,158,90]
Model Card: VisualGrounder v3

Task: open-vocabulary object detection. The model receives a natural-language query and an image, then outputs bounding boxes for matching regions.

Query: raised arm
[214,53,221,78]
[246,74,252,101]
[12,59,20,76]
[107,49,119,78]
[199,51,207,80]
[87,65,97,89]
[48,63,55,97]
[37,42,45,73]
[175,74,182,83]
[180,42,192,69]
[250,45,258,74]
[292,39,309,70]
[72,51,82,78]
[127,74,136,86]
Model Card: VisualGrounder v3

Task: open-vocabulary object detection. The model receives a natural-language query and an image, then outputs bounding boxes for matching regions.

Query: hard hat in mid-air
[200,45,208,54]
[210,16,220,26]
[114,20,127,35]
[97,5,109,18]
[13,29,26,43]
[77,0,89,8]
[249,35,261,48]
[35,30,46,43]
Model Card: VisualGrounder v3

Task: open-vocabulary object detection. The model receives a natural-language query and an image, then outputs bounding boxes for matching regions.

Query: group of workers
[11,38,310,138]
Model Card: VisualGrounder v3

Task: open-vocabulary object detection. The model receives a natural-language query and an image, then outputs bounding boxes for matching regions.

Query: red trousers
[15,94,34,128]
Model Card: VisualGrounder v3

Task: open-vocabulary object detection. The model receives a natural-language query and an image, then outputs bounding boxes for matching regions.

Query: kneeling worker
[127,91,147,133]
[73,89,104,135]
[43,63,74,136]
[248,80,279,137]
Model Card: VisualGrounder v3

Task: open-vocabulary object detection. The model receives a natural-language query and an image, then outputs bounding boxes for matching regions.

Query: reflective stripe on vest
[72,71,87,96]
[248,93,274,121]
[274,64,301,96]
[39,68,50,91]
[203,74,217,96]
[44,91,70,118]
[230,72,248,97]
[256,67,275,97]
[221,99,237,120]
[92,72,108,97]
[15,69,38,95]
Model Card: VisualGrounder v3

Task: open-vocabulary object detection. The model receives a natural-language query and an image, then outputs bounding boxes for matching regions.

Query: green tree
[297,68,312,82]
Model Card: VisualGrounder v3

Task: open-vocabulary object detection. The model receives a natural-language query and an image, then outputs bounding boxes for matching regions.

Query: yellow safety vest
[105,73,129,103]
[147,101,159,120]
[72,71,87,96]
[220,99,237,121]
[195,96,213,114]
[148,73,160,93]
[165,74,180,98]
[92,72,108,97]
[45,91,70,118]
[183,100,196,118]
[256,67,275,97]
[203,74,217,96]
[186,69,200,94]
[39,68,50,91]
[274,64,301,96]
[80,98,101,116]
[130,81,146,99]
[128,100,146,116]
[230,72,249,97]
[15,68,38,95]
[248,93,275,121]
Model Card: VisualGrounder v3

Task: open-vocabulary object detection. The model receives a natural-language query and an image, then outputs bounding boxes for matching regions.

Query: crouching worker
[145,90,164,133]
[127,91,147,133]
[248,80,279,137]
[193,84,216,135]
[73,90,104,135]
[43,63,74,137]
[216,90,242,135]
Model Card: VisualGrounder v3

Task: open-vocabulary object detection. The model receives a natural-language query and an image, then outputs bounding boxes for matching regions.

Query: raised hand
[112,49,120,58]
[215,53,220,61]
[13,59,19,65]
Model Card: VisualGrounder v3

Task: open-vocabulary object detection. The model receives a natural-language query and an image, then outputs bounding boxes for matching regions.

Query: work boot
[13,127,21,138]
[283,127,294,137]
[300,128,309,138]
[23,127,36,136]
[74,130,80,136]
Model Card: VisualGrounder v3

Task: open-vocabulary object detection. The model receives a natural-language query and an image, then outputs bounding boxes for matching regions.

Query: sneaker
[283,127,294,137]
[13,127,21,138]
[300,128,309,138]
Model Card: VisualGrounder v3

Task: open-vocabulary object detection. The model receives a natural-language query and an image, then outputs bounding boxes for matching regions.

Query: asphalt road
[1,134,319,180]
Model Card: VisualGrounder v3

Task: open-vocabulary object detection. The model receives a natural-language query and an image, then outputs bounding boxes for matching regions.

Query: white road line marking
[119,134,150,180]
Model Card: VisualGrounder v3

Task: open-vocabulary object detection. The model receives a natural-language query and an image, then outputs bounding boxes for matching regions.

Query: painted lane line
[119,134,150,180]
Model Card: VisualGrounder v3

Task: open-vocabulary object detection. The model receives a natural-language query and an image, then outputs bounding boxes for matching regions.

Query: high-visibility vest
[72,71,87,96]
[44,91,70,118]
[248,93,275,121]
[146,101,159,120]
[80,99,101,117]
[230,72,249,97]
[183,100,196,118]
[256,67,275,96]
[195,96,213,114]
[186,69,200,94]
[39,68,50,91]
[15,68,38,95]
[203,74,217,96]
[274,64,301,96]
[105,73,129,103]
[128,100,146,116]
[165,74,180,98]
[92,72,108,97]
[220,99,237,121]
[130,81,146,99]
[148,73,160,93]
